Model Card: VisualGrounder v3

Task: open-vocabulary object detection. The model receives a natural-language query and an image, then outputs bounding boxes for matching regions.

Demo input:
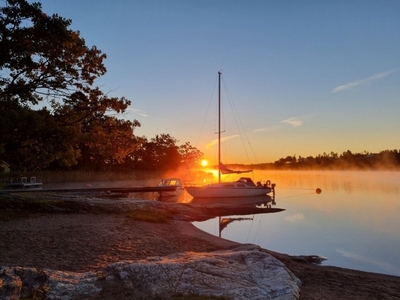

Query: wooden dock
[0,185,179,195]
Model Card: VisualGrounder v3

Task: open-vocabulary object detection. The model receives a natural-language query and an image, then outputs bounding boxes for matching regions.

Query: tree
[0,0,105,104]
[178,142,203,167]
[77,116,141,169]
[330,152,338,159]
[0,102,80,171]
[0,0,141,170]
[133,134,180,171]
[131,134,202,172]
[284,155,294,164]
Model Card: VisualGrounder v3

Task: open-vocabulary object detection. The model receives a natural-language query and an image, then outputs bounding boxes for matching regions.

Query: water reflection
[190,195,285,237]
[126,172,400,276]
[193,171,400,276]
[190,194,276,206]
[219,217,253,236]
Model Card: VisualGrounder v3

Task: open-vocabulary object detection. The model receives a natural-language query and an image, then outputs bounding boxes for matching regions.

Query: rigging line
[226,81,260,164]
[245,214,255,243]
[195,76,218,150]
[222,77,250,162]
[212,217,218,237]
[253,201,276,243]
[220,85,227,161]
[221,173,232,182]
[221,75,258,164]
[252,216,265,244]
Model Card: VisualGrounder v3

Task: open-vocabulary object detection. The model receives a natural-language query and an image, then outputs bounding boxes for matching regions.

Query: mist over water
[42,170,400,276]
[193,170,400,276]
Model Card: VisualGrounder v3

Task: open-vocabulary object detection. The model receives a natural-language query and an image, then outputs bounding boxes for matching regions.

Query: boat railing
[183,180,205,188]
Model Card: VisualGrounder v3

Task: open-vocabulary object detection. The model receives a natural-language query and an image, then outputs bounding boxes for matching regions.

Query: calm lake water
[186,171,400,276]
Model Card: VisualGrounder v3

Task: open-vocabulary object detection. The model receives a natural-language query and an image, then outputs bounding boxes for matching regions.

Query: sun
[201,159,208,167]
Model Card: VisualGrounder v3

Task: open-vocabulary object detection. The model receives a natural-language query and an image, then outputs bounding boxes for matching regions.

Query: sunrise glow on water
[192,171,400,276]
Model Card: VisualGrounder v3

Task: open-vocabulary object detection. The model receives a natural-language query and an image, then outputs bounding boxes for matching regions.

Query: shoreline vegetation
[2,148,400,179]
[233,149,400,171]
[2,148,400,187]
[1,191,400,299]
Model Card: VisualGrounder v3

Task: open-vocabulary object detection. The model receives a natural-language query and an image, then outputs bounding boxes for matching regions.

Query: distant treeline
[230,149,400,171]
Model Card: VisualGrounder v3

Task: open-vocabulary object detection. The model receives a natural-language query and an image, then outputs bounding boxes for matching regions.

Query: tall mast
[218,71,221,183]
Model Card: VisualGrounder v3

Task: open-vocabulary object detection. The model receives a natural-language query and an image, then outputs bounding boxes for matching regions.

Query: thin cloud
[206,135,239,148]
[129,108,148,117]
[253,127,270,133]
[252,127,272,132]
[132,109,149,117]
[253,125,281,133]
[281,117,303,127]
[331,69,398,93]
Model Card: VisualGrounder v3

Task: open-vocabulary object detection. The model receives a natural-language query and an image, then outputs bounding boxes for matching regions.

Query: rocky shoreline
[1,192,400,299]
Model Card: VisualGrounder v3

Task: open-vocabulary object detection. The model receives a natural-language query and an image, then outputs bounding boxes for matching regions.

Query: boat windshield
[159,179,182,187]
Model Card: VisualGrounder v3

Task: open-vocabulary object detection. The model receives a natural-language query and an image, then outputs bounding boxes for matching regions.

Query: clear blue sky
[36,0,399,164]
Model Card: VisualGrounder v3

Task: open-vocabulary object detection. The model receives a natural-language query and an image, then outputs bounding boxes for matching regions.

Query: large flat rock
[1,245,301,300]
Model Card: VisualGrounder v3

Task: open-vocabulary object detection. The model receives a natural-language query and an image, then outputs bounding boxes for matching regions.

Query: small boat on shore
[157,178,184,197]
[1,176,43,190]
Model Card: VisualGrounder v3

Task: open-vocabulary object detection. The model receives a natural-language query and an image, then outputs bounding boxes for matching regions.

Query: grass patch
[125,209,171,223]
[0,192,71,222]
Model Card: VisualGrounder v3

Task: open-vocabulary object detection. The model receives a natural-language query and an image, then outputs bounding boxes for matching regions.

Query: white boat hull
[185,185,271,198]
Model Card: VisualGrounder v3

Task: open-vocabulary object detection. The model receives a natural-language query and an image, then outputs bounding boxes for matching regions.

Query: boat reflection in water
[219,217,253,238]
[190,194,276,207]
[190,194,284,237]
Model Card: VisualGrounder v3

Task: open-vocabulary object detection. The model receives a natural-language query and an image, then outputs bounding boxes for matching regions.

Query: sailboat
[185,72,275,198]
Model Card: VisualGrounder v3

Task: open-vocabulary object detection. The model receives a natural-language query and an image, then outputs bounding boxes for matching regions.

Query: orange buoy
[316,188,322,194]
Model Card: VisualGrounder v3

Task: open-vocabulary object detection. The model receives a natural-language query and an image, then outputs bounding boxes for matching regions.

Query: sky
[33,0,399,164]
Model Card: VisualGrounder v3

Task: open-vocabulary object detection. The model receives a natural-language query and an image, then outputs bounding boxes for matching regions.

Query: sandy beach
[1,211,400,300]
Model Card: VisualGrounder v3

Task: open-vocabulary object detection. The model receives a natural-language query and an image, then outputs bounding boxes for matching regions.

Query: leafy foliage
[0,102,80,170]
[0,1,202,173]
[0,0,105,104]
[131,134,203,172]
[0,0,145,171]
